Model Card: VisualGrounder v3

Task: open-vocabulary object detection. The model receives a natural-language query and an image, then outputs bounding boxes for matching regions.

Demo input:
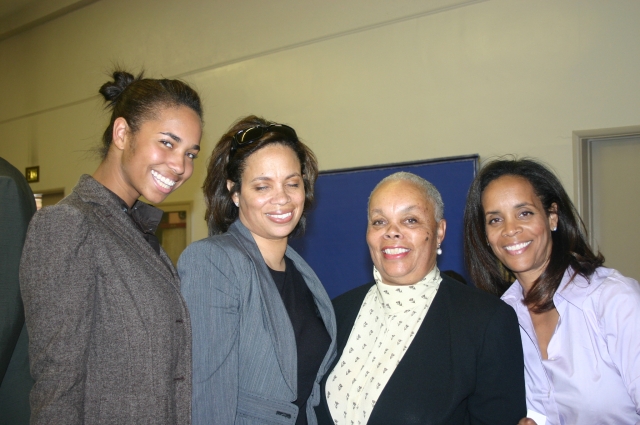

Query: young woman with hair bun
[20,70,203,424]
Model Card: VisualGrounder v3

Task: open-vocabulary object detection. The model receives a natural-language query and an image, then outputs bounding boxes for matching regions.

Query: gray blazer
[20,175,192,424]
[178,220,337,425]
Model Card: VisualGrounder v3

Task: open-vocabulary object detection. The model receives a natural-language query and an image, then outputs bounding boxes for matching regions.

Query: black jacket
[316,274,526,425]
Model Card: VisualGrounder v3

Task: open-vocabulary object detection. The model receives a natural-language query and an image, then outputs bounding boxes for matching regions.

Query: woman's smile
[151,169,177,192]
[503,241,532,255]
[266,210,294,222]
[381,246,411,258]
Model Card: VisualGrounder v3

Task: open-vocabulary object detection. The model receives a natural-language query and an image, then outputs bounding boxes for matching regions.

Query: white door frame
[573,125,640,248]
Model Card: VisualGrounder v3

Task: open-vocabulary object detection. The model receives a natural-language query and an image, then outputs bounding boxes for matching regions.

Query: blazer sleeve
[178,240,241,425]
[0,174,34,382]
[467,301,526,425]
[19,206,96,424]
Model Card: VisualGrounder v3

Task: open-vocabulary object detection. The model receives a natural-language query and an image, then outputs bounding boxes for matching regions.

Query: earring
[234,202,239,207]
[437,243,442,256]
[551,227,557,231]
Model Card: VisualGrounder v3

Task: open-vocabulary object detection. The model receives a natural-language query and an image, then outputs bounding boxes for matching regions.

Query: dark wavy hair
[463,157,604,313]
[98,69,203,159]
[203,115,318,236]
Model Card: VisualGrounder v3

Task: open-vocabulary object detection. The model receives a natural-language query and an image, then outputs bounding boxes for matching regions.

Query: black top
[269,256,332,425]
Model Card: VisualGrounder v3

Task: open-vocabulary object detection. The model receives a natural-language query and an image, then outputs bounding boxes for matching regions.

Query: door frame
[573,125,640,247]
[154,201,194,246]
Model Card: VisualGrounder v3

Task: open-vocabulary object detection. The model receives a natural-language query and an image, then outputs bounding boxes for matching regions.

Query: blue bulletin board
[289,155,478,299]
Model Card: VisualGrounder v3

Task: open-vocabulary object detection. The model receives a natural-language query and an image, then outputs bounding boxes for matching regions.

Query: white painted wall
[1,0,639,241]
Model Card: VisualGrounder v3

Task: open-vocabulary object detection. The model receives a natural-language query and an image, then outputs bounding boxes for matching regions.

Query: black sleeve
[0,171,35,381]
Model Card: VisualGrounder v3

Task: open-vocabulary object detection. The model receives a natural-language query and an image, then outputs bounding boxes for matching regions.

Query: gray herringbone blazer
[179,220,337,425]
[20,175,192,424]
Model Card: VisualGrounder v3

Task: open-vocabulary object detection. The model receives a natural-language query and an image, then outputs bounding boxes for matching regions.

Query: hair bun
[99,70,142,107]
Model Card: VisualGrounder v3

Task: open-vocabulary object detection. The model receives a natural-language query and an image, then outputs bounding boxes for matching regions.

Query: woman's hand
[518,418,538,425]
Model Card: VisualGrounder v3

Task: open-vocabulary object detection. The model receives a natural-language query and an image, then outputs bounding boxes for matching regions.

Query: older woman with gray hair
[316,172,526,425]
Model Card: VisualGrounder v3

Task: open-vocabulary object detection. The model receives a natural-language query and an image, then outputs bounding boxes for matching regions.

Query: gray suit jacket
[178,220,337,425]
[20,175,192,424]
[0,157,36,425]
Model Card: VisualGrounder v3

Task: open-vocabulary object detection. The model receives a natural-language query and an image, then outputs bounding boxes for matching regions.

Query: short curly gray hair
[369,171,444,222]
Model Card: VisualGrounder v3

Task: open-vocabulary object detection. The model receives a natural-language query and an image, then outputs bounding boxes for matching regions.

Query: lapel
[368,277,455,423]
[73,175,178,286]
[228,221,297,395]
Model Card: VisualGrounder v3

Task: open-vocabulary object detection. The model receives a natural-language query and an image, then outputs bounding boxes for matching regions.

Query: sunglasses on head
[230,124,298,158]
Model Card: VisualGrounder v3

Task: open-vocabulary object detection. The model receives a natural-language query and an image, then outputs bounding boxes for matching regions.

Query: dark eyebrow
[251,172,301,183]
[485,202,534,216]
[160,132,200,151]
[515,202,534,208]
[160,132,181,142]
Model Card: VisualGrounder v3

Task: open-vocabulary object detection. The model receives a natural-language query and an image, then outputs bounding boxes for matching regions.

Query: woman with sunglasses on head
[463,158,640,425]
[20,70,203,424]
[178,115,336,425]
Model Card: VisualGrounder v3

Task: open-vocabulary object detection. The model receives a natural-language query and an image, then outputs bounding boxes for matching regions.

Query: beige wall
[1,0,639,240]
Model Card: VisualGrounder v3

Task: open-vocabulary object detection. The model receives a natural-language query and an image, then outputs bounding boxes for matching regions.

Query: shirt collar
[501,267,601,312]
[124,201,163,235]
[373,265,441,313]
[554,267,609,309]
